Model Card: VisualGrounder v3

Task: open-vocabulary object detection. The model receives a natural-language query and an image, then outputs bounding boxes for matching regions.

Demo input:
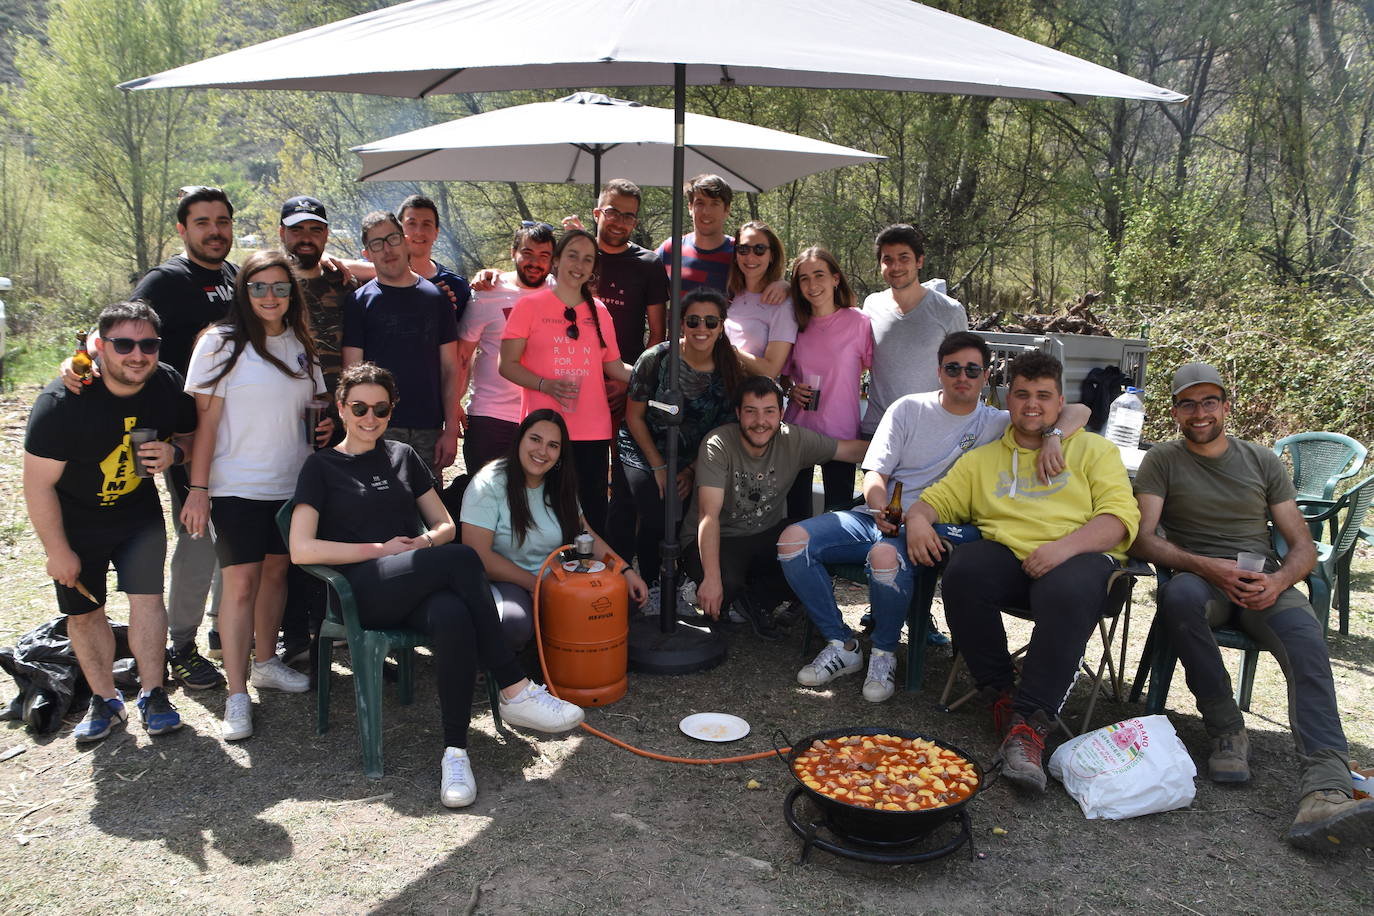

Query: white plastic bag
[1047,715,1196,820]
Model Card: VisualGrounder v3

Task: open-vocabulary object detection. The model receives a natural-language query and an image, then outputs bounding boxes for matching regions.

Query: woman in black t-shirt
[289,363,584,808]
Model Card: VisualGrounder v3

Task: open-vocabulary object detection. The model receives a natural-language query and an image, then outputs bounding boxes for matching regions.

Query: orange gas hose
[532,547,789,764]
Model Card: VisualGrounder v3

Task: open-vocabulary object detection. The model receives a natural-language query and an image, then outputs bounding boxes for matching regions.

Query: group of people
[18,175,1373,847]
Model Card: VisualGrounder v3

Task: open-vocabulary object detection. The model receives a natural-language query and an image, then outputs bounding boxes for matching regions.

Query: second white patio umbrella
[352,92,884,191]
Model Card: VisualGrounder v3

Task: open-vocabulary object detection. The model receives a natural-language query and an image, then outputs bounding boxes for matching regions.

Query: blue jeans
[778,509,979,653]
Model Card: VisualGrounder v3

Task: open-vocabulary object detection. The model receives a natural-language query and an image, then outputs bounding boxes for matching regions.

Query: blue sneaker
[925,614,952,647]
[136,687,183,735]
[73,695,126,744]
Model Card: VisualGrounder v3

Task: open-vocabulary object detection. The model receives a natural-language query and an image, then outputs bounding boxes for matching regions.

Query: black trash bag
[0,616,140,735]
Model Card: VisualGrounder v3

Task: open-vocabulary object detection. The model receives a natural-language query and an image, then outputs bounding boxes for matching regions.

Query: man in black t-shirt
[24,301,198,743]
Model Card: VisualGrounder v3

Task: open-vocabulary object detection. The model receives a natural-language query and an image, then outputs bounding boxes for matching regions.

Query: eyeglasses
[521,220,556,232]
[363,231,405,252]
[596,206,638,224]
[736,243,770,257]
[683,314,722,329]
[942,362,986,379]
[1173,396,1223,414]
[247,281,292,298]
[562,306,581,341]
[346,400,393,418]
[105,337,162,355]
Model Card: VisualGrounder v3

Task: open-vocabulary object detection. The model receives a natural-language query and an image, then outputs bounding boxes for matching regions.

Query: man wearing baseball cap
[279,195,356,398]
[1129,362,1372,850]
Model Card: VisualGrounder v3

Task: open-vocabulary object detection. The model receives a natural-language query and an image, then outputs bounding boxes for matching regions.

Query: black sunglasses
[562,306,581,341]
[736,243,771,256]
[247,281,292,298]
[346,400,393,418]
[521,220,556,232]
[106,337,162,355]
[942,362,986,379]
[683,314,722,329]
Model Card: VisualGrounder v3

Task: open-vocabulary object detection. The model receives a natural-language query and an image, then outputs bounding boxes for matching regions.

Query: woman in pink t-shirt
[782,246,873,519]
[725,221,795,378]
[499,229,630,531]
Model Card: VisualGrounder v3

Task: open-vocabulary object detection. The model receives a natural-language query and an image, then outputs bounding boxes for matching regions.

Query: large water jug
[1104,387,1145,449]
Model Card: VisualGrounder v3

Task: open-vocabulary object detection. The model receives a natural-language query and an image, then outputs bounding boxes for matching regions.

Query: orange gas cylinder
[538,542,629,707]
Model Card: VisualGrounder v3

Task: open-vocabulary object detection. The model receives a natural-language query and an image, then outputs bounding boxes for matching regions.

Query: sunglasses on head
[247,281,292,298]
[521,220,556,232]
[942,362,986,379]
[562,306,581,341]
[346,400,393,418]
[683,314,721,329]
[106,337,162,355]
[736,243,770,257]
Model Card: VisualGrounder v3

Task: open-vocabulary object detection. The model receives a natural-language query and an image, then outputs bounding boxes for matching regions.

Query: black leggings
[569,439,610,534]
[786,460,857,520]
[344,543,525,748]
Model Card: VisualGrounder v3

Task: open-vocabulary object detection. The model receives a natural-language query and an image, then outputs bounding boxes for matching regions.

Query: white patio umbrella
[352,92,884,191]
[123,0,1183,659]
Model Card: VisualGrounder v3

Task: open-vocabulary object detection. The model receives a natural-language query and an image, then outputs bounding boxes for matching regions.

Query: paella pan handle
[769,728,794,768]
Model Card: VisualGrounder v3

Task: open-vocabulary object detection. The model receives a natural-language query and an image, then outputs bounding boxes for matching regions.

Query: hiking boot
[1208,729,1251,784]
[862,649,898,703]
[136,687,183,735]
[221,692,253,741]
[250,656,310,693]
[797,639,864,687]
[498,682,584,733]
[996,709,1053,793]
[205,629,222,660]
[73,695,126,744]
[1285,789,1374,852]
[441,747,477,808]
[168,642,224,690]
[731,596,783,641]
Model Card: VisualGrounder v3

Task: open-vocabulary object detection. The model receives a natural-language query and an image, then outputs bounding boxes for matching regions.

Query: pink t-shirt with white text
[783,307,874,439]
[502,287,622,440]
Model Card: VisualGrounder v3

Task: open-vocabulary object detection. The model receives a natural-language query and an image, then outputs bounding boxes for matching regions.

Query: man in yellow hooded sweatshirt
[906,351,1139,793]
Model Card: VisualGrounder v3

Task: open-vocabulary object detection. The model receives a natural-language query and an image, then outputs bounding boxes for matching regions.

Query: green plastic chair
[1273,432,1366,538]
[1298,473,1374,635]
[274,503,508,778]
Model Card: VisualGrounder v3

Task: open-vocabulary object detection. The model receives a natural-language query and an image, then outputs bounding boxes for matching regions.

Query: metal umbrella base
[626,614,727,675]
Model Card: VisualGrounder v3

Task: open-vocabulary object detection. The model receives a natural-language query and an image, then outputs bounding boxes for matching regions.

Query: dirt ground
[0,382,1369,915]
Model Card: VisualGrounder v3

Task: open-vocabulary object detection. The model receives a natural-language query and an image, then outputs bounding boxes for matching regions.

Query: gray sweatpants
[1157,572,1351,797]
[164,472,221,648]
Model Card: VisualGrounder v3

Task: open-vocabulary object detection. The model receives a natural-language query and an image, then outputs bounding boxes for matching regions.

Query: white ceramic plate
[679,712,750,743]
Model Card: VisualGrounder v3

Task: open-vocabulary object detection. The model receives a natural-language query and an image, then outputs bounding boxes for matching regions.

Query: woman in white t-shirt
[181,249,332,741]
[462,409,647,629]
[725,221,797,378]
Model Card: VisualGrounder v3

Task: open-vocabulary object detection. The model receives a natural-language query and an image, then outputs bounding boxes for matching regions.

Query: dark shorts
[210,497,289,567]
[57,517,166,615]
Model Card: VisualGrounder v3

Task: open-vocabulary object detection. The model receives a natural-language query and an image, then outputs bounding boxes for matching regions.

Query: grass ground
[0,378,1369,915]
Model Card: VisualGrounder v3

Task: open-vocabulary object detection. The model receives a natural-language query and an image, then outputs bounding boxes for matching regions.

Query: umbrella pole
[627,63,726,675]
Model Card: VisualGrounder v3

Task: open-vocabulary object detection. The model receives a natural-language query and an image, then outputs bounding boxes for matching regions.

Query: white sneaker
[441,747,477,808]
[797,639,864,687]
[250,656,310,693]
[863,649,898,703]
[221,692,253,741]
[498,682,585,733]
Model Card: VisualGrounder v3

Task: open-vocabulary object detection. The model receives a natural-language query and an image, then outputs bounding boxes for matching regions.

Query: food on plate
[792,734,979,811]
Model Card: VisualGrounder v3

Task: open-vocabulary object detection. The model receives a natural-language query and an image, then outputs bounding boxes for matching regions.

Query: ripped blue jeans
[777,509,979,653]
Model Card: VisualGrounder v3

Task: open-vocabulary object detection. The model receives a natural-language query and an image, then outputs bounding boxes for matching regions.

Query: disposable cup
[804,373,823,412]
[304,398,330,447]
[129,428,158,477]
[1236,551,1267,574]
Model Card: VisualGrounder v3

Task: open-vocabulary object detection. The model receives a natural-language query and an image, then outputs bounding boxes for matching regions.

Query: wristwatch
[1042,427,1064,439]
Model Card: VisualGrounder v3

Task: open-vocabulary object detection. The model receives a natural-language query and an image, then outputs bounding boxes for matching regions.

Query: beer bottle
[71,333,94,386]
[883,481,904,526]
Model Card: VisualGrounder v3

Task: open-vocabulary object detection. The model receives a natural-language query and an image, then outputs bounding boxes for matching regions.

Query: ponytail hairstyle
[202,249,318,387]
[499,408,581,546]
[552,228,607,350]
[680,288,744,401]
[788,246,855,332]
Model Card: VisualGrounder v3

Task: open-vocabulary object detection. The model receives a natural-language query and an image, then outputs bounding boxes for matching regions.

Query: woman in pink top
[499,229,630,532]
[782,246,873,519]
[725,221,796,378]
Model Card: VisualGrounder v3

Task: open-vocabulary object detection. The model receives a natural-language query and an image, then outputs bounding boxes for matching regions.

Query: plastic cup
[304,398,330,447]
[562,372,586,413]
[1236,551,1267,574]
[129,428,157,477]
[804,373,823,412]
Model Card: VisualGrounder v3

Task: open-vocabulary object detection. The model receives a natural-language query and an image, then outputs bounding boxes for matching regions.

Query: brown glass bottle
[884,481,904,525]
[71,333,94,386]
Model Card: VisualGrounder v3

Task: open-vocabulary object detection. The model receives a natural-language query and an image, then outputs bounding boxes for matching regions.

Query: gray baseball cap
[1170,362,1228,399]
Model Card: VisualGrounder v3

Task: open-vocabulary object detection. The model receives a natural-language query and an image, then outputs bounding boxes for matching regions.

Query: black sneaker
[731,596,783,642]
[205,629,222,660]
[168,642,225,690]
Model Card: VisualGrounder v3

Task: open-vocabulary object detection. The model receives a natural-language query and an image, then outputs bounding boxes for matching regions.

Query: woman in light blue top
[462,409,648,628]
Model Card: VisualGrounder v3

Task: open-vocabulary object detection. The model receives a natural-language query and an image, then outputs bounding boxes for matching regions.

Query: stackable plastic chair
[1274,432,1366,538]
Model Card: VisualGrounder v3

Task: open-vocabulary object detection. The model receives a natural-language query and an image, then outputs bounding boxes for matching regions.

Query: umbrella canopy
[120,0,1184,104]
[351,92,885,191]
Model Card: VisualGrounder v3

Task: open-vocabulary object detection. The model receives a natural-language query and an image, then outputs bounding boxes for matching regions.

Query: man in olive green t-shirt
[1129,362,1372,852]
